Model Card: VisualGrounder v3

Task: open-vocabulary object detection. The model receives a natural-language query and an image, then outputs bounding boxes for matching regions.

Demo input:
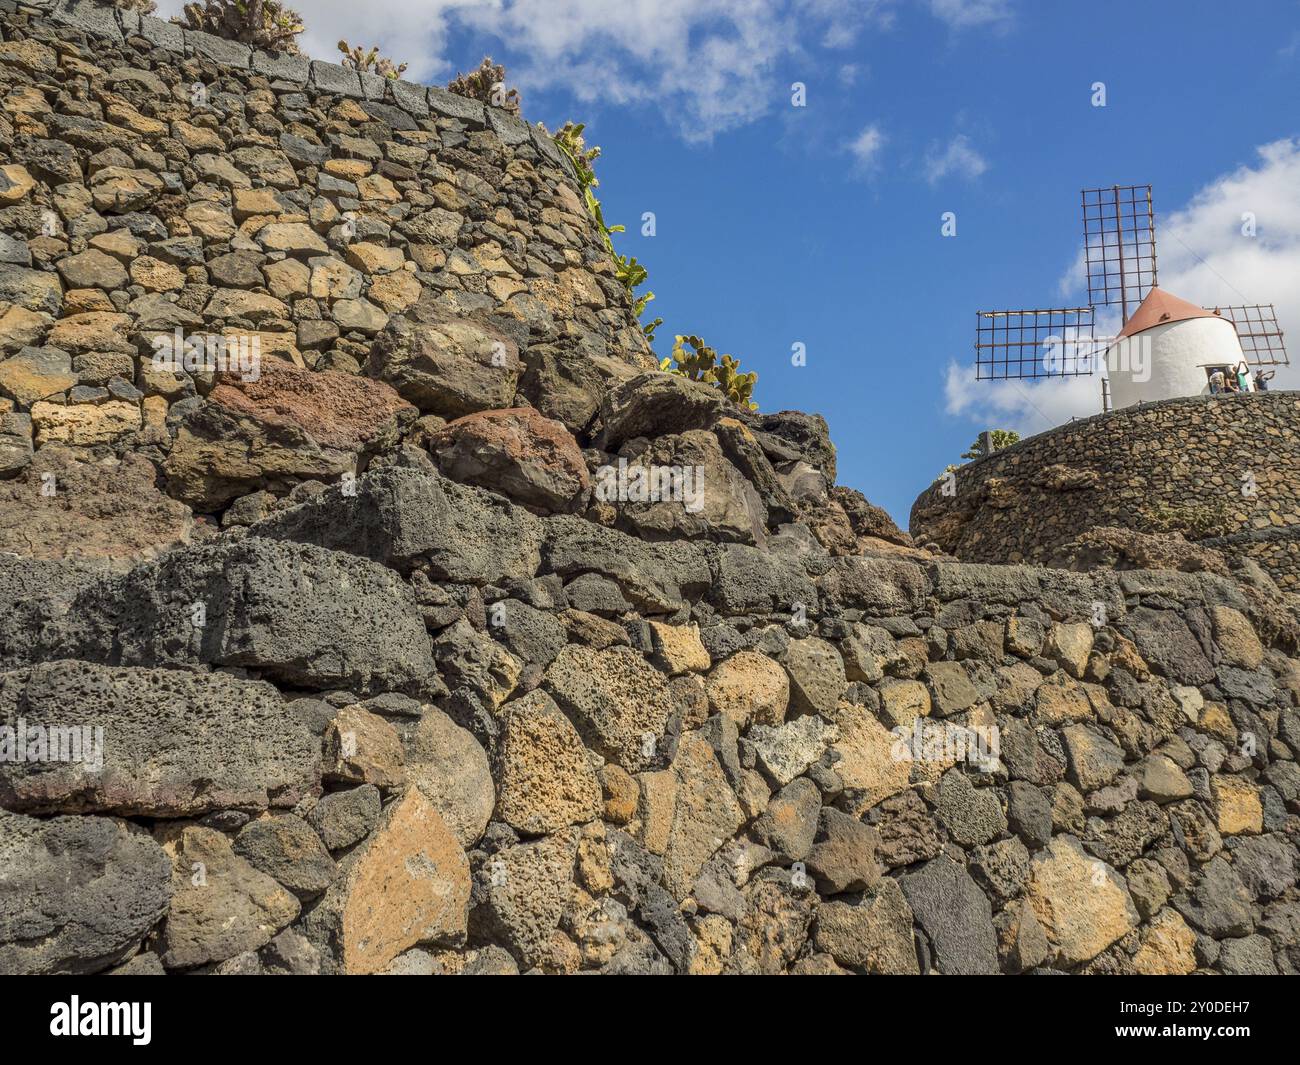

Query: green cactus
[446,57,521,113]
[552,122,661,345]
[102,0,158,15]
[960,429,1020,460]
[174,1,305,55]
[554,122,600,186]
[338,41,409,80]
[634,290,662,344]
[660,335,759,411]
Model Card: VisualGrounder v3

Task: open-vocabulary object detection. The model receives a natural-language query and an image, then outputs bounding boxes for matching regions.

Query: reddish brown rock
[210,360,415,453]
[164,361,416,511]
[426,406,588,512]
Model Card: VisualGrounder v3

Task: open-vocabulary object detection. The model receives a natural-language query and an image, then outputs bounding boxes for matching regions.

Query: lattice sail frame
[975,307,1099,381]
[1211,304,1290,367]
[1082,184,1157,323]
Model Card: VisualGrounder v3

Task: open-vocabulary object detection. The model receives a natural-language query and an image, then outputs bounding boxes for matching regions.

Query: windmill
[974,184,1288,411]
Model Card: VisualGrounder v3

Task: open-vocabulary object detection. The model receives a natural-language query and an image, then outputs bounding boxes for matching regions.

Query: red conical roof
[1117,287,1223,338]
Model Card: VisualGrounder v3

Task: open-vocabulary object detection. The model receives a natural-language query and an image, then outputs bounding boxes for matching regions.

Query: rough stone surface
[0,810,170,975]
[303,789,471,975]
[781,636,846,716]
[307,786,381,852]
[475,830,576,969]
[372,315,521,419]
[1,539,434,695]
[814,879,918,973]
[398,710,494,848]
[909,391,1300,593]
[160,826,301,970]
[0,4,1295,981]
[706,649,790,728]
[495,690,602,836]
[233,815,338,900]
[543,644,679,773]
[0,448,192,567]
[900,855,998,975]
[165,362,415,511]
[1026,835,1139,967]
[426,407,588,512]
[0,662,319,817]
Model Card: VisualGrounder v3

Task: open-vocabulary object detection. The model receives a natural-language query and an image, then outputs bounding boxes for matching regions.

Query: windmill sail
[1081,184,1157,323]
[970,184,1290,393]
[975,307,1098,380]
[1210,304,1290,366]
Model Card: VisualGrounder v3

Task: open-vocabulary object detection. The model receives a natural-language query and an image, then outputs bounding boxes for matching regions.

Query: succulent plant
[554,121,600,187]
[337,41,409,80]
[102,0,158,15]
[173,1,305,56]
[550,121,662,345]
[660,334,759,411]
[446,57,520,113]
[960,429,1020,460]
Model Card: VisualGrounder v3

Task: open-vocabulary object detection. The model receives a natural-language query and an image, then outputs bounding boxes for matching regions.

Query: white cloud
[1156,139,1300,390]
[926,0,1014,30]
[944,362,1103,438]
[951,137,1300,432]
[847,123,887,172]
[156,0,895,142]
[924,133,988,184]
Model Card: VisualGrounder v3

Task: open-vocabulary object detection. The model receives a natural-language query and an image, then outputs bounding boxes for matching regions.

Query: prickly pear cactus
[660,335,759,410]
[447,57,521,113]
[337,41,409,79]
[176,1,305,55]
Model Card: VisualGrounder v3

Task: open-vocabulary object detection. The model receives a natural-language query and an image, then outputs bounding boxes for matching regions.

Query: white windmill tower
[974,185,1289,411]
[1082,185,1287,408]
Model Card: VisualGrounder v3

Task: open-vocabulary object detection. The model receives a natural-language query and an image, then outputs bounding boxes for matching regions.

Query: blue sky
[162,0,1300,525]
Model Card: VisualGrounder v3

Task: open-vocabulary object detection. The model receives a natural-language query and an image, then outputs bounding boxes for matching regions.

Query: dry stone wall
[0,0,658,534]
[1,2,1299,977]
[910,392,1300,592]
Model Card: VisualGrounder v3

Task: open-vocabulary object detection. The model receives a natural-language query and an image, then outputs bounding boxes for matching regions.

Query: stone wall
[2,3,1299,978]
[0,0,657,524]
[1204,528,1300,596]
[4,470,1300,976]
[910,392,1300,591]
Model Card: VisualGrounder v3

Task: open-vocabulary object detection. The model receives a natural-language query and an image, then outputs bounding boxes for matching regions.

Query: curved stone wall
[0,0,653,522]
[910,392,1300,590]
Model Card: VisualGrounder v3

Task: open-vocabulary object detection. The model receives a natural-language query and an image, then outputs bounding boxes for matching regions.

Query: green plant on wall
[174,0,304,54]
[552,122,662,344]
[102,0,157,15]
[660,334,758,410]
[550,126,760,405]
[446,57,521,113]
[338,41,409,80]
[1146,501,1232,541]
[961,429,1020,461]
